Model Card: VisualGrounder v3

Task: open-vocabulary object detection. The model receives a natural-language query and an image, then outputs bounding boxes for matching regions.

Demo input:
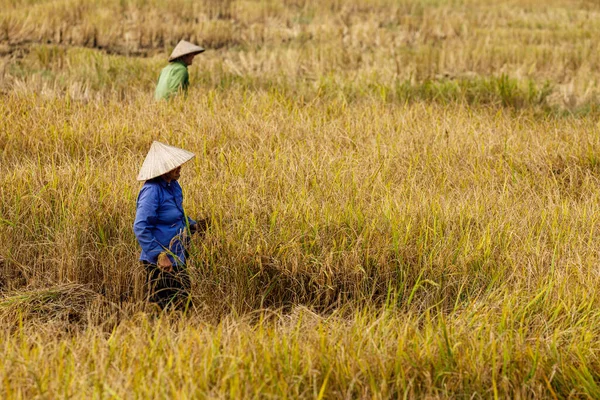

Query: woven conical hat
[137,141,195,181]
[168,40,205,61]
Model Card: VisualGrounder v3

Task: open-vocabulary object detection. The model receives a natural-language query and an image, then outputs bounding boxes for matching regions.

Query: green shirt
[154,61,189,101]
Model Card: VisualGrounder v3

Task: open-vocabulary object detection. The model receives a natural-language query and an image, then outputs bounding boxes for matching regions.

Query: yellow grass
[2,0,600,109]
[2,0,600,398]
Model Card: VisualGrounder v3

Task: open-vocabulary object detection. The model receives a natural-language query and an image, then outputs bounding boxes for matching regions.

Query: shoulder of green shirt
[171,61,188,74]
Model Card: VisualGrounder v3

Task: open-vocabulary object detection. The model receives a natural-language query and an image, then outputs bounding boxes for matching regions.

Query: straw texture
[137,141,195,181]
[168,40,205,61]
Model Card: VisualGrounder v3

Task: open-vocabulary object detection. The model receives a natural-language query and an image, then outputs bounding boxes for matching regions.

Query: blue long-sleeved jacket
[133,178,196,266]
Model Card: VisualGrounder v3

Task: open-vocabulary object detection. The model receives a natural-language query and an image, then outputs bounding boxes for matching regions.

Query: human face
[162,166,182,182]
[181,54,196,66]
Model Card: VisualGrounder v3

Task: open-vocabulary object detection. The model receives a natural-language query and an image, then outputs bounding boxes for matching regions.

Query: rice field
[2,0,600,398]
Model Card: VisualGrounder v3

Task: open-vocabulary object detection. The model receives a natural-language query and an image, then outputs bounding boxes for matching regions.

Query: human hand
[157,252,173,273]
[191,217,210,235]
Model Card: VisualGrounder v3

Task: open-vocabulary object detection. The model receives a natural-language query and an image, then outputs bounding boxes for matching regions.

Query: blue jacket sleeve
[133,184,164,261]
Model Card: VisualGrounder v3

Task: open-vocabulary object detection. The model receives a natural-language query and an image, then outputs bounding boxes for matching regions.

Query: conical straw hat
[168,40,205,61]
[137,141,195,181]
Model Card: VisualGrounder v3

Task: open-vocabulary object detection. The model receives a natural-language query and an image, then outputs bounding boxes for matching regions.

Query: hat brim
[168,48,205,62]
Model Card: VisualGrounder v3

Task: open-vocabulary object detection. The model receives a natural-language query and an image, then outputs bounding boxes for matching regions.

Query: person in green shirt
[155,40,205,101]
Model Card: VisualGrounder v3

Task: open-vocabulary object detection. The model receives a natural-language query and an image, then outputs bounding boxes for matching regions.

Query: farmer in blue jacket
[134,141,201,309]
